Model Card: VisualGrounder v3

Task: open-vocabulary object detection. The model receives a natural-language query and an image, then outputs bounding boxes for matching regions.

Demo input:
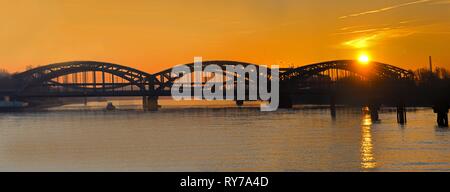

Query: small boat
[105,102,116,111]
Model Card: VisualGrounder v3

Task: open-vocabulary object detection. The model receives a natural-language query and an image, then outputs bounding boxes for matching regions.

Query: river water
[0,99,449,172]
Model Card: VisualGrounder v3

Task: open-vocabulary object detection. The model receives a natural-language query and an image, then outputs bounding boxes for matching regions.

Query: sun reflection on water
[361,114,377,170]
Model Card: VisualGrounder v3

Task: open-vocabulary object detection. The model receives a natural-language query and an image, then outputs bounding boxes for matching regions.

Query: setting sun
[358,54,370,64]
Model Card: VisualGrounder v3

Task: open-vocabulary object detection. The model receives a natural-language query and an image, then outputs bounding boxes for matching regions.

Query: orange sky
[1,0,450,73]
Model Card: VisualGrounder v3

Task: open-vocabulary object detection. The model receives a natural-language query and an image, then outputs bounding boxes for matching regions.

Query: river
[0,99,449,171]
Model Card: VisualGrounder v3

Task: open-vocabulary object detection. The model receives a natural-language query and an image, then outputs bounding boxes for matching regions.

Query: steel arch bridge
[9,59,413,99]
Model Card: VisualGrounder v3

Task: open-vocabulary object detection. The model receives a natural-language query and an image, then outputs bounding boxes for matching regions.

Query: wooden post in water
[330,94,336,119]
[368,103,380,122]
[397,105,407,125]
[434,103,449,127]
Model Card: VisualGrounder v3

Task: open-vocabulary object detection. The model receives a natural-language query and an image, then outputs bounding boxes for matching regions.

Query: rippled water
[0,99,449,171]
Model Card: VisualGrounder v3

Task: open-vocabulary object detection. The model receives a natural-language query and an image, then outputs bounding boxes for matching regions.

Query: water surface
[0,100,449,171]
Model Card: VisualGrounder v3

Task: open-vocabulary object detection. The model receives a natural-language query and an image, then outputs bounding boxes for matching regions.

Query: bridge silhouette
[1,59,448,127]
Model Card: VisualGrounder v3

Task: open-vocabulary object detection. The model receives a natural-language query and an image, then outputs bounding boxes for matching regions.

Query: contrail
[340,0,433,19]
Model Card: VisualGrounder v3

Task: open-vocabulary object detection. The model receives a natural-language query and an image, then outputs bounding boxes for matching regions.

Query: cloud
[337,20,415,35]
[343,34,379,48]
[337,19,432,49]
[431,0,450,4]
[340,0,433,19]
[341,28,415,49]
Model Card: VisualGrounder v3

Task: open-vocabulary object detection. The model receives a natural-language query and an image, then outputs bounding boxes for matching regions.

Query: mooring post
[368,104,380,122]
[397,105,407,125]
[433,104,449,127]
[330,94,336,119]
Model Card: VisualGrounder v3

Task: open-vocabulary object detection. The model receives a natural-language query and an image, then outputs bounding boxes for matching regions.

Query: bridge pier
[330,95,336,119]
[279,94,293,109]
[368,104,380,122]
[143,96,159,111]
[433,104,449,127]
[397,105,407,125]
[330,104,336,119]
[236,100,244,107]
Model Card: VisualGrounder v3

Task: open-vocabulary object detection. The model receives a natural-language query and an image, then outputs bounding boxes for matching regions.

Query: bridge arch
[280,60,413,82]
[152,60,274,92]
[14,61,153,92]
